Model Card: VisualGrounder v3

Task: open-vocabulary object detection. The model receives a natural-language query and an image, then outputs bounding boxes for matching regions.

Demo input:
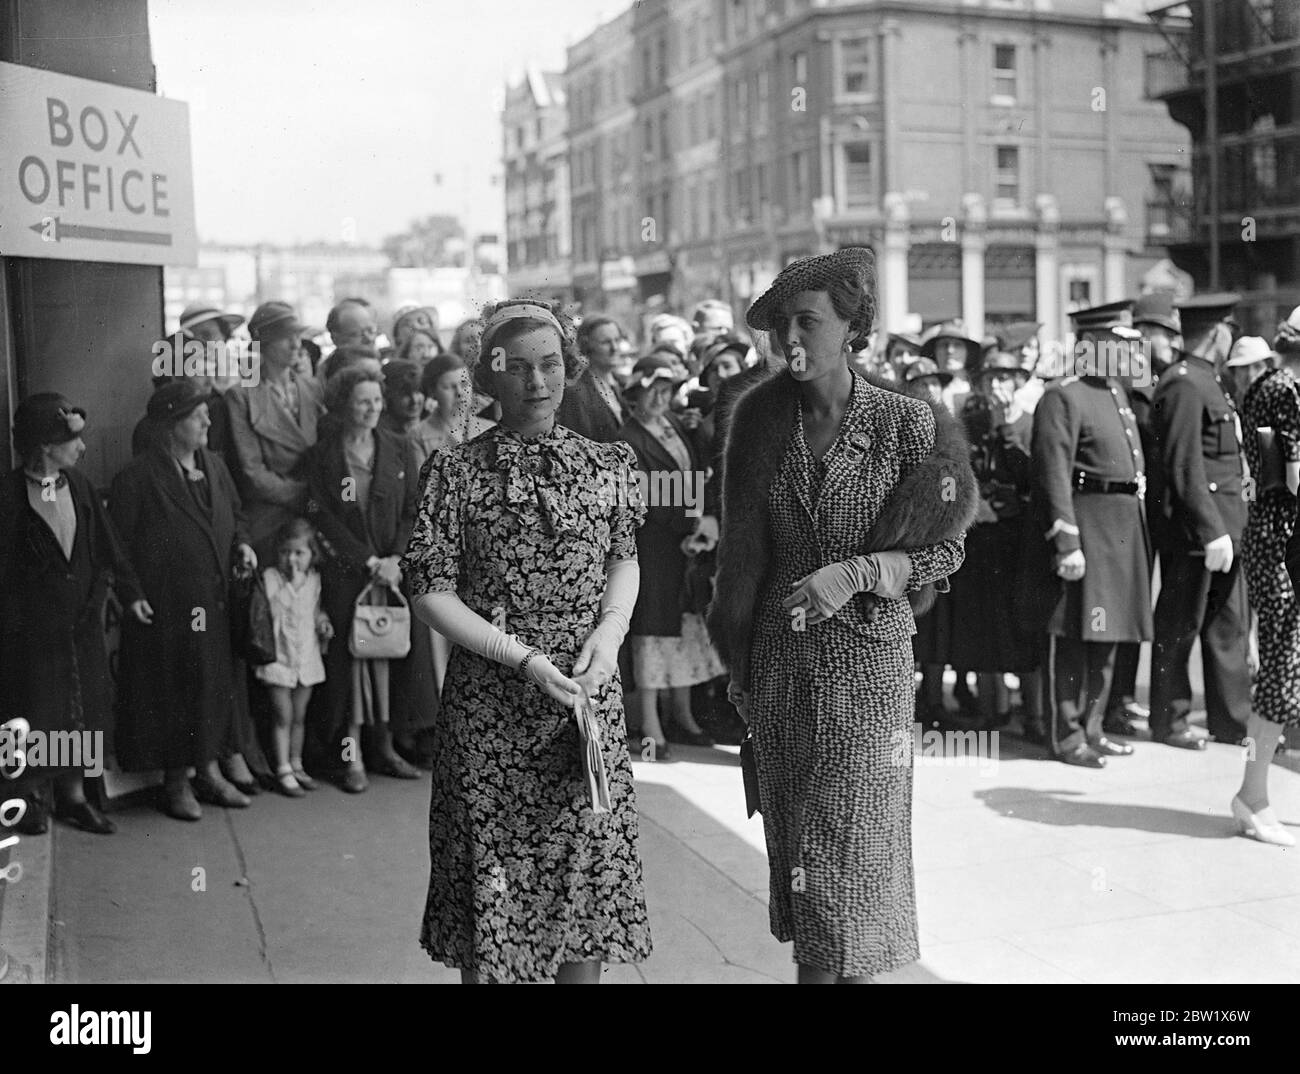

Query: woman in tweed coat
[708,248,977,982]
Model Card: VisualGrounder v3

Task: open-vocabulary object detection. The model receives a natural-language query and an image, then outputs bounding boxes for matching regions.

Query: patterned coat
[708,370,975,977]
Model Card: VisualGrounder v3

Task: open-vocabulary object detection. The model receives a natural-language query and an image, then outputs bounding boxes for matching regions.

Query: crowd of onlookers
[4,285,1298,850]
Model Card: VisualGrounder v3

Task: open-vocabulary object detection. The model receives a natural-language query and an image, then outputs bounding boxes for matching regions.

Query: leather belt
[1074,470,1141,495]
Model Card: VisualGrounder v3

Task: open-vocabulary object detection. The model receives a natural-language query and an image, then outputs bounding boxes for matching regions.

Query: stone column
[961,192,986,340]
[879,19,902,196]
[881,192,910,332]
[1035,193,1060,342]
[1103,196,1128,302]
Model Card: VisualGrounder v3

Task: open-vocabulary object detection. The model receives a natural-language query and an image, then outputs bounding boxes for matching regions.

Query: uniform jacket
[1024,376,1153,642]
[707,369,977,676]
[556,369,625,444]
[1149,355,1248,551]
[0,467,142,740]
[617,412,705,636]
[225,374,325,545]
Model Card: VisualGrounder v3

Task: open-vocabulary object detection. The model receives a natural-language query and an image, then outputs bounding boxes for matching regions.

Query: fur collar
[706,368,977,670]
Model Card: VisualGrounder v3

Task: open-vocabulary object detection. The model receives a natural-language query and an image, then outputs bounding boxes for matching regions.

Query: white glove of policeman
[1204,534,1234,574]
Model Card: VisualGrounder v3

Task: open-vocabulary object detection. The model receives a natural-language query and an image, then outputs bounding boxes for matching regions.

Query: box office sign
[0,62,196,266]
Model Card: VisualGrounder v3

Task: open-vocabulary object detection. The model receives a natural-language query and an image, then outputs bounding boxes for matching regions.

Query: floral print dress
[402,422,652,982]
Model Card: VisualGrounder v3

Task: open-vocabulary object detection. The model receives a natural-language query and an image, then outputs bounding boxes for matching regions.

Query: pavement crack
[222,809,276,983]
[676,912,785,983]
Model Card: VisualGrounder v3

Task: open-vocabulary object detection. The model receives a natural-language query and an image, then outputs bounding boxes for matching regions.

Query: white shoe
[1231,796,1296,847]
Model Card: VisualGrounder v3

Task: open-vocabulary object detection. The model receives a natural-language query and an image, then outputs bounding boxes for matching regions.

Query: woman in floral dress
[1233,316,1300,847]
[402,299,651,983]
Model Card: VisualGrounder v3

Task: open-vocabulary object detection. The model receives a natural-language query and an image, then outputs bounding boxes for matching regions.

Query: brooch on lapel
[844,432,870,462]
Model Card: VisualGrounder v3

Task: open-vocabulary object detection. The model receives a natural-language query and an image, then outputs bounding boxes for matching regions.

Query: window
[843,142,873,210]
[792,50,808,86]
[841,37,872,96]
[757,162,769,210]
[644,117,654,157]
[705,90,717,139]
[731,0,749,39]
[660,111,671,160]
[642,45,653,92]
[735,78,749,130]
[995,145,1020,204]
[734,168,751,225]
[993,44,1017,100]
[1068,279,1091,306]
[687,97,699,146]
[791,150,810,208]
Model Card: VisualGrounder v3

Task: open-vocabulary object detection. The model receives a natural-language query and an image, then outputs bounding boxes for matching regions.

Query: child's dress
[254,567,326,688]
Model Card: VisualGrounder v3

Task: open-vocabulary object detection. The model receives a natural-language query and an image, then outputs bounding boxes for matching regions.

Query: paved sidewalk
[15,717,1300,984]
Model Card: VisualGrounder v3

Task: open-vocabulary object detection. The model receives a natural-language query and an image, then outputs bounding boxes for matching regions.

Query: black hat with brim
[146,379,208,424]
[13,392,87,456]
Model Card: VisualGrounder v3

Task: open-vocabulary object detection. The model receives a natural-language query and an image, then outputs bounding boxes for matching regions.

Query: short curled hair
[420,353,466,397]
[324,365,383,414]
[1274,316,1300,358]
[576,315,622,356]
[471,300,582,396]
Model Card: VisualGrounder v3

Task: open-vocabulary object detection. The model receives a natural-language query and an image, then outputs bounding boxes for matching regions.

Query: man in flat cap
[1028,302,1153,767]
[1147,293,1252,749]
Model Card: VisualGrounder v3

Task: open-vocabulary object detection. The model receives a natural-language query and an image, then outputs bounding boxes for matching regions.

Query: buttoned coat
[109,447,250,770]
[304,424,420,746]
[616,412,704,636]
[707,368,977,683]
[0,467,142,747]
[225,374,325,546]
[1149,355,1248,551]
[1025,376,1153,642]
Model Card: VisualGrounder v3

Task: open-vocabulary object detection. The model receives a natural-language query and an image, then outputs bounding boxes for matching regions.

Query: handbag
[740,731,761,818]
[573,688,612,815]
[348,582,411,660]
[230,568,276,666]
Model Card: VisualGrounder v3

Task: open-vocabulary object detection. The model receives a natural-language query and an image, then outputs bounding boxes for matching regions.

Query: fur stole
[706,369,978,671]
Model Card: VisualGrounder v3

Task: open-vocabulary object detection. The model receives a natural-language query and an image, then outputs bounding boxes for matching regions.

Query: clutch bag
[574,688,612,815]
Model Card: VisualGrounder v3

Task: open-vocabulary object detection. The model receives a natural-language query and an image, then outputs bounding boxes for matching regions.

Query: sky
[148,0,617,248]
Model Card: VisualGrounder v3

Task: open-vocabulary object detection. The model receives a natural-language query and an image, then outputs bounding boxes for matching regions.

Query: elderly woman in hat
[0,396,148,835]
[919,322,981,416]
[401,298,652,983]
[225,302,326,556]
[942,351,1039,727]
[708,248,976,983]
[617,354,724,756]
[110,381,259,820]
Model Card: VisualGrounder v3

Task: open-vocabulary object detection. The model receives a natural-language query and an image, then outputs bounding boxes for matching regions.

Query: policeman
[1147,293,1252,749]
[1030,301,1153,767]
[1105,292,1182,736]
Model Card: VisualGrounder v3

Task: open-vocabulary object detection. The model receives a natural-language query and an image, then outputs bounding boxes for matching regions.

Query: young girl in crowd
[256,518,333,797]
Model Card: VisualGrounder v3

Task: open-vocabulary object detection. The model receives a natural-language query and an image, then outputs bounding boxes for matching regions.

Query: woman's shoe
[163,783,202,822]
[192,776,251,809]
[15,798,49,835]
[370,754,422,780]
[1231,796,1296,846]
[276,771,306,798]
[290,767,318,791]
[220,758,261,796]
[53,799,116,835]
[339,767,368,794]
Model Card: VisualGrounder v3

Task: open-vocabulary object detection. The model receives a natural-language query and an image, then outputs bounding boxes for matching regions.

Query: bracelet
[517,648,544,682]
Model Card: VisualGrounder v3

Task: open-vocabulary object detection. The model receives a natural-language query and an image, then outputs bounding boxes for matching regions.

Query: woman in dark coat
[617,355,723,757]
[943,351,1038,725]
[708,248,976,983]
[0,395,148,835]
[556,316,628,443]
[304,367,422,792]
[110,381,259,821]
